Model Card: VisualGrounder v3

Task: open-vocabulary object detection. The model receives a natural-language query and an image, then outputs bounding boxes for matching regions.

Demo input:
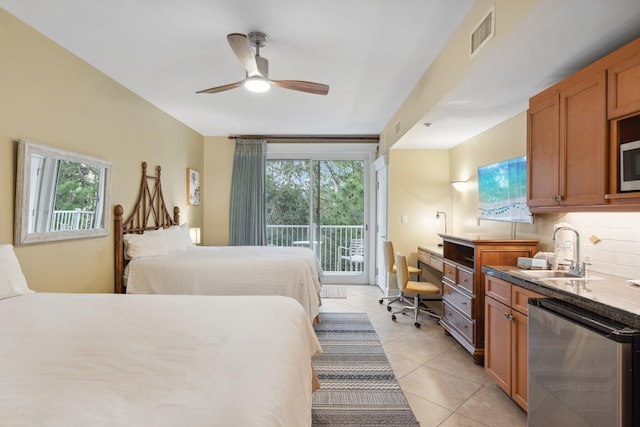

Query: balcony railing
[267,224,365,274]
[51,209,95,231]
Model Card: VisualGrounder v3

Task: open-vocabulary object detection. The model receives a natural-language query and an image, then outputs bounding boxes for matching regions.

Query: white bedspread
[125,246,323,321]
[0,293,322,427]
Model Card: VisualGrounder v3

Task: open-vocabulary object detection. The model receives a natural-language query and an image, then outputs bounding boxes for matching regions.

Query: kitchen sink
[516,270,582,279]
[510,270,604,281]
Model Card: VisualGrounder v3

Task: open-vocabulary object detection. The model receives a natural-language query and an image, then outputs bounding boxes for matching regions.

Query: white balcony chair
[338,238,364,271]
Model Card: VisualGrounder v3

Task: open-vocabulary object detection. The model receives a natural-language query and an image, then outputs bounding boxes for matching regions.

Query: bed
[0,245,322,426]
[114,163,323,322]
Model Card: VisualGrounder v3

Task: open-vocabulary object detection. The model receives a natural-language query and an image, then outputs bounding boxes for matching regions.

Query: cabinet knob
[503,313,514,321]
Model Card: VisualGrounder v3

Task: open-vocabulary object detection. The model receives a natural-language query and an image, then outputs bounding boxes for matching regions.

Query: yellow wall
[203,136,235,245]
[0,10,203,293]
[387,114,564,263]
[449,112,561,251]
[388,149,450,266]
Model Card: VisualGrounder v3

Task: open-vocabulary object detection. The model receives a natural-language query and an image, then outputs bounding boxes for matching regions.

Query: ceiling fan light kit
[244,76,271,93]
[197,31,329,96]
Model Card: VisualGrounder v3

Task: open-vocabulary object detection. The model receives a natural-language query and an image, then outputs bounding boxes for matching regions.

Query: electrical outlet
[401,215,408,224]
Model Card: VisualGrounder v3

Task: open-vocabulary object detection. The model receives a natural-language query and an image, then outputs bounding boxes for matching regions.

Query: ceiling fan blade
[227,33,259,76]
[196,80,243,94]
[271,79,329,95]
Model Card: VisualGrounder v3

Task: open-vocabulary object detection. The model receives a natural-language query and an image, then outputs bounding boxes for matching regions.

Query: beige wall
[203,136,235,245]
[0,10,203,293]
[380,0,542,154]
[388,149,450,266]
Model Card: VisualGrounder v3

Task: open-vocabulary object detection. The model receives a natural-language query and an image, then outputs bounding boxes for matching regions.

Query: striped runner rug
[312,312,419,426]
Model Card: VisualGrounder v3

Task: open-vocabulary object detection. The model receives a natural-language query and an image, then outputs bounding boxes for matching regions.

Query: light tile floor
[318,285,527,427]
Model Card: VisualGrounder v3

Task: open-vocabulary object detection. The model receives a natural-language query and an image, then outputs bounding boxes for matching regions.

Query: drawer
[417,249,429,264]
[485,276,511,306]
[428,254,443,272]
[457,267,474,293]
[443,260,457,282]
[443,302,474,343]
[512,285,544,315]
[443,283,473,317]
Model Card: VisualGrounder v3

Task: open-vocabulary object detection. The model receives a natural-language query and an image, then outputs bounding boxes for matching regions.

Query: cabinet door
[527,90,560,208]
[511,309,529,411]
[485,296,511,395]
[608,52,640,119]
[560,70,607,206]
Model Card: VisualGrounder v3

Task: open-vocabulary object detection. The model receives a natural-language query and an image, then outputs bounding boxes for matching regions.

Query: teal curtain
[229,139,267,246]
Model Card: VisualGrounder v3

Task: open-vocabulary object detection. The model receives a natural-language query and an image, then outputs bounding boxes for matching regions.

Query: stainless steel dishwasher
[528,298,639,427]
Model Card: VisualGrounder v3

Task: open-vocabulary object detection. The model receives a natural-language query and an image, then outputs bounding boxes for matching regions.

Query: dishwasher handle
[530,298,640,344]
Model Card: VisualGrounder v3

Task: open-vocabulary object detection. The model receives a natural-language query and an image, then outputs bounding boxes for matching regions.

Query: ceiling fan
[196,32,329,96]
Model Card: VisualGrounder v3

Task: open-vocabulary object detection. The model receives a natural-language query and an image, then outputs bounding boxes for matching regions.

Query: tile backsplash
[565,212,640,279]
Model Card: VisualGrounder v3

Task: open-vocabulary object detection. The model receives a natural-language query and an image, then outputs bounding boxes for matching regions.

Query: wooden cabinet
[527,36,640,210]
[439,235,538,365]
[485,275,543,411]
[527,69,607,211]
[608,42,640,119]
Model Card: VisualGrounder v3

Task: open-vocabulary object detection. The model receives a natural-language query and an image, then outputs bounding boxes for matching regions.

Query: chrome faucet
[552,226,584,276]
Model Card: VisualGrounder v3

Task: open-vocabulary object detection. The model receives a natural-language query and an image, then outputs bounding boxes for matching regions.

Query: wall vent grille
[471,7,495,58]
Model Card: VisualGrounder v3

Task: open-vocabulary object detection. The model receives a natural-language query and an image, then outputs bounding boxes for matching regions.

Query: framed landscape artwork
[187,168,200,206]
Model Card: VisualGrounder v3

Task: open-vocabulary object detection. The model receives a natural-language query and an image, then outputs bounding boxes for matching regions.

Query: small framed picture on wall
[187,168,200,206]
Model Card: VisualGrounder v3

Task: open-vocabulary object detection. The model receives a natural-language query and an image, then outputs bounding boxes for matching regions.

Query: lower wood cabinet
[439,235,538,366]
[485,275,543,411]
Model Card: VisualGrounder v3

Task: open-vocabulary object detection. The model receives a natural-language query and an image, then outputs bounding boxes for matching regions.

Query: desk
[417,245,444,300]
[418,245,443,273]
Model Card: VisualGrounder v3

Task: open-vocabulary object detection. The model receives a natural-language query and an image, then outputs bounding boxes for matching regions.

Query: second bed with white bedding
[125,245,323,321]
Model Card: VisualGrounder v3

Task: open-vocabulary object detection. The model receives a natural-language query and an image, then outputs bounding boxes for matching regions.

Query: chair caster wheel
[387,306,392,312]
[391,314,397,321]
[379,299,384,304]
[415,322,421,328]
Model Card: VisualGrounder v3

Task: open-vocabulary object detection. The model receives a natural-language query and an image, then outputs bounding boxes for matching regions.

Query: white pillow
[164,225,188,253]
[179,223,195,248]
[122,229,169,259]
[0,244,34,299]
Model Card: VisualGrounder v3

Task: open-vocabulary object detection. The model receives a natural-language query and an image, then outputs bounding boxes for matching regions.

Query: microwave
[620,139,640,192]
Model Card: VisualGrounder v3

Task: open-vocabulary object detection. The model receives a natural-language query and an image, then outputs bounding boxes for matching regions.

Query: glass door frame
[267,143,378,284]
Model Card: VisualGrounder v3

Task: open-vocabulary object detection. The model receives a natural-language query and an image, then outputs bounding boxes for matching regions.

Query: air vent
[470,6,495,58]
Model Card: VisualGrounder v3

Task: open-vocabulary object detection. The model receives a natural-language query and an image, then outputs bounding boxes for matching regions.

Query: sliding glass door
[265,145,374,284]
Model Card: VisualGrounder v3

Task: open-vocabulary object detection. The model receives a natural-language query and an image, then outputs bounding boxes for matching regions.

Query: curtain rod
[228,134,379,142]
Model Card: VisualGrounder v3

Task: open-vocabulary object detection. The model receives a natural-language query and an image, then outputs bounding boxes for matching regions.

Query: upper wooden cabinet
[527,70,608,211]
[608,45,640,119]
[528,36,640,211]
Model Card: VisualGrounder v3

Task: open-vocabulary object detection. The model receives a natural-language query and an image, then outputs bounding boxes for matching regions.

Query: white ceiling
[2,1,640,149]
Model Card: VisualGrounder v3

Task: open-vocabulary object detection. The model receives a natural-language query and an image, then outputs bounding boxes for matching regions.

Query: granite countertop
[483,265,640,330]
